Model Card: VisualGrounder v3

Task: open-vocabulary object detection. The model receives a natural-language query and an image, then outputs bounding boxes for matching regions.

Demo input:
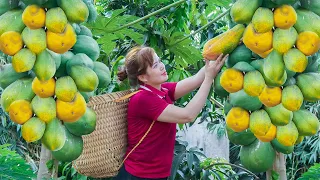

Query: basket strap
[113,90,155,169]
[118,120,155,169]
[113,90,141,102]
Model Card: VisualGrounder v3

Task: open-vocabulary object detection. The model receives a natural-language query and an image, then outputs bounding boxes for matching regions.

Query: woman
[116,46,228,180]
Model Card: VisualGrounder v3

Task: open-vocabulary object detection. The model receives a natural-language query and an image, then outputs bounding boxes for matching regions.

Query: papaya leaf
[166,32,202,67]
[85,10,147,54]
[205,0,232,16]
[298,163,320,180]
[0,144,35,180]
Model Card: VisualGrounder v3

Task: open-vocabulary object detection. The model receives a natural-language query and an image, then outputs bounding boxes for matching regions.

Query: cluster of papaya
[204,0,320,173]
[0,0,110,162]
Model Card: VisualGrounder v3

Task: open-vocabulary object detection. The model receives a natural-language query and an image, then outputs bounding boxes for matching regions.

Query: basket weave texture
[73,90,133,178]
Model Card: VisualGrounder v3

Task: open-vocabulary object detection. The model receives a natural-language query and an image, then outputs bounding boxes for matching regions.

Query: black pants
[115,165,168,180]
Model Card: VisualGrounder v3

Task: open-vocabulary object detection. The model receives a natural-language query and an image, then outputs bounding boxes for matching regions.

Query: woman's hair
[117,46,155,87]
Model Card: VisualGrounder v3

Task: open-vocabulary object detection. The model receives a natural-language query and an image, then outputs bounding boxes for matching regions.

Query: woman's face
[143,53,168,86]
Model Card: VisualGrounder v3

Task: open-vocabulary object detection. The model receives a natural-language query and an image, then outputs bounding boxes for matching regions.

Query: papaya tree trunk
[266,152,287,180]
[37,144,59,180]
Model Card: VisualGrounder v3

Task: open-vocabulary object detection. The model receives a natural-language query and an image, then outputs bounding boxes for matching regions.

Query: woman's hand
[204,53,228,80]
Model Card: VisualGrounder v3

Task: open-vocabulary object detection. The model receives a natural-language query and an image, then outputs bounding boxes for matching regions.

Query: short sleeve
[136,92,170,121]
[162,82,177,101]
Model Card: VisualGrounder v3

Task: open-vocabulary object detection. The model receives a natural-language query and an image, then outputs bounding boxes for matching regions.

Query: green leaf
[298,163,320,180]
[46,159,54,170]
[0,144,36,179]
[147,0,171,8]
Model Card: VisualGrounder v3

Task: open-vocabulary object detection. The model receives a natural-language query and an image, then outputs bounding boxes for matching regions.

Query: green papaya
[240,140,275,173]
[230,0,263,24]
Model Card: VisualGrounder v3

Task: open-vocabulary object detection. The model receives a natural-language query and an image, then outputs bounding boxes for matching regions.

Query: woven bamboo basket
[73,90,134,178]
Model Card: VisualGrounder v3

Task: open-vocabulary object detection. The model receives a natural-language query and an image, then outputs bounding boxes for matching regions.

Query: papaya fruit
[55,76,78,102]
[66,53,94,74]
[0,10,25,36]
[276,120,299,146]
[252,7,274,33]
[80,91,94,103]
[265,103,293,126]
[261,0,278,8]
[300,0,320,16]
[41,0,58,8]
[230,0,263,24]
[274,5,297,29]
[0,0,19,16]
[295,136,304,145]
[22,5,46,29]
[22,27,47,54]
[0,64,28,89]
[256,48,273,58]
[202,24,245,60]
[20,0,49,5]
[1,78,35,112]
[240,140,275,173]
[226,107,250,132]
[52,128,83,162]
[83,0,98,23]
[283,48,307,73]
[296,31,320,56]
[45,7,68,33]
[64,107,97,136]
[72,35,100,61]
[31,95,56,123]
[48,50,61,69]
[255,124,276,142]
[42,118,66,151]
[8,100,33,125]
[229,89,263,111]
[0,31,23,56]
[22,117,46,143]
[58,0,89,23]
[69,65,99,92]
[55,51,74,78]
[271,0,298,5]
[78,24,93,37]
[12,48,36,73]
[250,109,272,136]
[294,9,320,37]
[263,50,285,82]
[226,126,256,146]
[56,92,86,122]
[219,68,243,93]
[273,27,298,54]
[232,62,255,72]
[32,77,55,98]
[296,73,320,102]
[213,72,229,98]
[226,44,252,68]
[282,85,303,111]
[33,49,56,81]
[243,23,273,54]
[243,70,265,96]
[271,139,294,154]
[93,61,111,88]
[259,86,282,107]
[293,109,320,136]
[47,23,77,54]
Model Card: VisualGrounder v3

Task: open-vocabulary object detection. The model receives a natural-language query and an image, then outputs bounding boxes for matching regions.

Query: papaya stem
[170,8,231,46]
[108,0,187,33]
[203,162,260,180]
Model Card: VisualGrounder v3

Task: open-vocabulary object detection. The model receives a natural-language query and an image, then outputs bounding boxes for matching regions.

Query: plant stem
[170,8,231,46]
[108,0,187,33]
[203,162,260,180]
